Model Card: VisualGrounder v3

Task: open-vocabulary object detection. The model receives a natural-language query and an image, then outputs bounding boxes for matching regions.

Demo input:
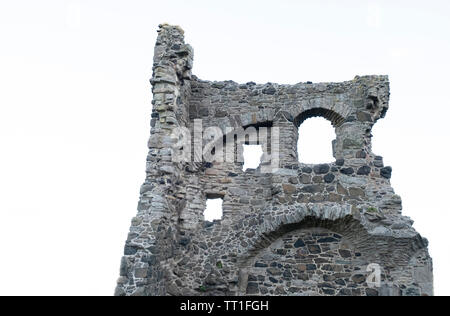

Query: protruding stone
[324,173,335,183]
[283,184,296,194]
[357,166,371,176]
[340,167,354,175]
[262,85,277,95]
[336,159,345,166]
[314,164,330,175]
[381,166,392,179]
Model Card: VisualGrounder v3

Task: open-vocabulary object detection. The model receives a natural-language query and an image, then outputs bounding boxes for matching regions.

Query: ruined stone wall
[115,24,433,296]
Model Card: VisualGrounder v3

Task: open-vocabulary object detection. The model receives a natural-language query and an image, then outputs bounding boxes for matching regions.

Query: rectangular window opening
[204,195,224,222]
[243,144,263,171]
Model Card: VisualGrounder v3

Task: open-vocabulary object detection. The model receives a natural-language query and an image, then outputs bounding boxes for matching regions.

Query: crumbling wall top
[116,24,433,297]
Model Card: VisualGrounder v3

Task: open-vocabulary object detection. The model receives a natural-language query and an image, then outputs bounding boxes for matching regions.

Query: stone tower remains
[115,24,433,296]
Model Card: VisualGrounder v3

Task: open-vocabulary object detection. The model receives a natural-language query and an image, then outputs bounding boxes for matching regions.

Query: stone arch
[295,109,340,163]
[294,108,346,128]
[251,206,426,266]
[236,204,428,296]
[240,226,368,296]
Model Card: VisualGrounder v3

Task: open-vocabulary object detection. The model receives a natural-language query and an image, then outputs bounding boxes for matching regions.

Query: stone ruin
[115,24,433,296]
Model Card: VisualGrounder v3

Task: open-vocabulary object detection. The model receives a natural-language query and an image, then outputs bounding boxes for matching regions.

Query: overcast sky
[0,0,449,296]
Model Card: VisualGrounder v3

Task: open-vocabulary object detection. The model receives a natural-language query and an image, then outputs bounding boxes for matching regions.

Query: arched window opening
[297,117,335,164]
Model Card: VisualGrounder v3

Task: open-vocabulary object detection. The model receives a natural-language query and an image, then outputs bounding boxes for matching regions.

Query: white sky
[0,0,449,296]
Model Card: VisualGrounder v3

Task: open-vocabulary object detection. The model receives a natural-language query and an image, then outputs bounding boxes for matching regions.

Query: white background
[0,0,449,296]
